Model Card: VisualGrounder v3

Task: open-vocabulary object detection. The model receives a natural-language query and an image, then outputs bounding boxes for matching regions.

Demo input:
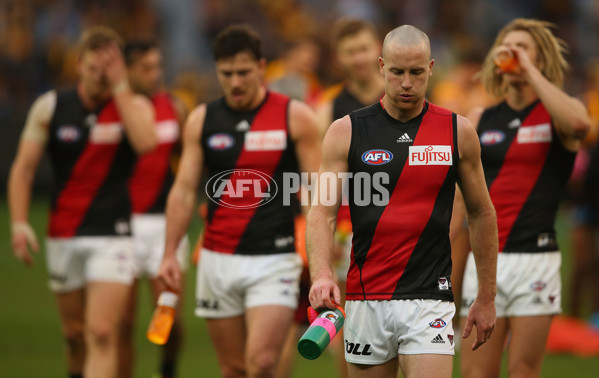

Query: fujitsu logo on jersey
[361,149,393,165]
[245,130,287,151]
[409,145,452,166]
[208,133,234,150]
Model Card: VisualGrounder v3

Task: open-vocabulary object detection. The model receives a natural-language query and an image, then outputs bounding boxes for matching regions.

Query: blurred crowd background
[2,0,599,181]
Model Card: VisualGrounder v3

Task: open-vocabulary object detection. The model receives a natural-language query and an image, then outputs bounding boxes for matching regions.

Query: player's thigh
[54,289,86,338]
[459,316,508,378]
[245,305,295,362]
[347,357,398,378]
[399,353,452,378]
[86,281,132,332]
[506,315,553,377]
[205,316,246,371]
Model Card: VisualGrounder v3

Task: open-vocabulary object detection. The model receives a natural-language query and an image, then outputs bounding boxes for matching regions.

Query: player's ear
[378,56,385,75]
[429,59,435,77]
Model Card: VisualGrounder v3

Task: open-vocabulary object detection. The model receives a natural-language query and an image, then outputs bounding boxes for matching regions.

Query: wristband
[112,80,130,95]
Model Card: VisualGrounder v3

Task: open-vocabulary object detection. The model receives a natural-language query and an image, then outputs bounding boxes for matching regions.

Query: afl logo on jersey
[361,149,393,165]
[208,133,234,150]
[480,130,505,146]
[56,125,81,142]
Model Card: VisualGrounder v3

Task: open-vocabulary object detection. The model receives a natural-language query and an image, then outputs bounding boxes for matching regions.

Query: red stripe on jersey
[129,93,179,213]
[203,92,289,254]
[489,103,552,252]
[350,104,454,299]
[48,101,121,237]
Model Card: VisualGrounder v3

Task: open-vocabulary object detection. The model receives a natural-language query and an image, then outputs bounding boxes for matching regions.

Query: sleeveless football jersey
[479,100,576,253]
[346,101,458,301]
[48,89,135,237]
[201,91,299,255]
[128,92,180,214]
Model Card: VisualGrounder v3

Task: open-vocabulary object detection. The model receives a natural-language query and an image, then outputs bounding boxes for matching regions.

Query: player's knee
[247,351,277,377]
[62,322,85,350]
[87,321,117,349]
[220,363,246,378]
[508,359,541,378]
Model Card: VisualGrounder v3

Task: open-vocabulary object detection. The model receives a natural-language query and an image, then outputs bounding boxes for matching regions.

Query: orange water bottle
[147,291,178,345]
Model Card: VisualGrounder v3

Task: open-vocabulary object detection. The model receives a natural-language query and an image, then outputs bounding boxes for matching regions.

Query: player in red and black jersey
[157,25,321,377]
[459,19,591,378]
[308,25,497,378]
[8,27,156,378]
[118,40,188,378]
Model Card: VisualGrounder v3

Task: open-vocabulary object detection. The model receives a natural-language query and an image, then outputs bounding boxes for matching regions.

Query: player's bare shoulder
[322,116,352,160]
[465,106,485,131]
[288,99,319,141]
[183,103,207,143]
[457,114,481,161]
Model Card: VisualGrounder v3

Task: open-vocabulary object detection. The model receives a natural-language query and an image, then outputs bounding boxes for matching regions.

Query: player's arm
[314,101,334,138]
[306,116,351,310]
[513,47,590,149]
[8,91,55,266]
[158,104,205,292]
[102,42,157,154]
[289,100,322,213]
[456,115,498,351]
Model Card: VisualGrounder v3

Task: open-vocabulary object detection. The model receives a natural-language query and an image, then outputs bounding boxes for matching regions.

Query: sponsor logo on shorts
[207,133,235,150]
[530,280,546,291]
[438,277,451,291]
[56,125,81,142]
[549,295,556,304]
[409,145,452,166]
[448,334,454,346]
[49,273,67,283]
[361,149,393,165]
[431,334,445,344]
[429,318,447,328]
[345,341,372,355]
[196,298,219,310]
[480,130,505,146]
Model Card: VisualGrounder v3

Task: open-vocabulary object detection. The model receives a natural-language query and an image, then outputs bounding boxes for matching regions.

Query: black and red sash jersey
[479,100,576,253]
[129,92,179,214]
[47,89,135,237]
[346,101,458,301]
[201,91,299,255]
[332,86,376,226]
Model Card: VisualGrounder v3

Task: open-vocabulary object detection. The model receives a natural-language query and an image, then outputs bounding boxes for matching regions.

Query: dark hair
[79,25,123,56]
[124,39,159,66]
[212,24,262,61]
[331,18,378,49]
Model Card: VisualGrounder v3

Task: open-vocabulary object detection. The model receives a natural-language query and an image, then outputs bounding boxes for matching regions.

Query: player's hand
[157,255,182,293]
[309,276,341,311]
[101,42,128,90]
[510,46,535,75]
[11,222,39,266]
[462,297,496,350]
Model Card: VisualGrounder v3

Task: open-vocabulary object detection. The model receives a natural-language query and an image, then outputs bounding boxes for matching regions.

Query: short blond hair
[78,25,123,57]
[481,18,569,98]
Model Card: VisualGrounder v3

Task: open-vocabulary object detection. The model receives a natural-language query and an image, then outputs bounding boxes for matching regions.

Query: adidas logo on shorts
[431,334,445,344]
[396,133,413,143]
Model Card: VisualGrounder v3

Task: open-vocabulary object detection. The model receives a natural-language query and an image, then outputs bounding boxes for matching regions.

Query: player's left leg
[117,279,139,378]
[246,305,296,378]
[85,281,131,378]
[399,354,453,378]
[506,315,553,378]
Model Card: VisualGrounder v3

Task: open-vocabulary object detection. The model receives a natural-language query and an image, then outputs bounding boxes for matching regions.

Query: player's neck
[347,73,385,105]
[505,84,537,111]
[382,95,423,123]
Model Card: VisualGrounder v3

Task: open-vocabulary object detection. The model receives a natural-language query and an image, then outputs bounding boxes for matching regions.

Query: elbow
[571,117,591,140]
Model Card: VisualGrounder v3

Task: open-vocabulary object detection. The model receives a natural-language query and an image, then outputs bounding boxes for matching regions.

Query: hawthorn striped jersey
[479,100,576,253]
[346,101,458,301]
[128,92,180,214]
[47,89,135,237]
[201,91,299,255]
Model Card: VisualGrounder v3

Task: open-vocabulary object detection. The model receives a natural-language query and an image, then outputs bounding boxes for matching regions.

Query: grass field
[1,198,598,377]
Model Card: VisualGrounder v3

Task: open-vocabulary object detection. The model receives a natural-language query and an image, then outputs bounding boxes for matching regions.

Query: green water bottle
[297,305,345,360]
